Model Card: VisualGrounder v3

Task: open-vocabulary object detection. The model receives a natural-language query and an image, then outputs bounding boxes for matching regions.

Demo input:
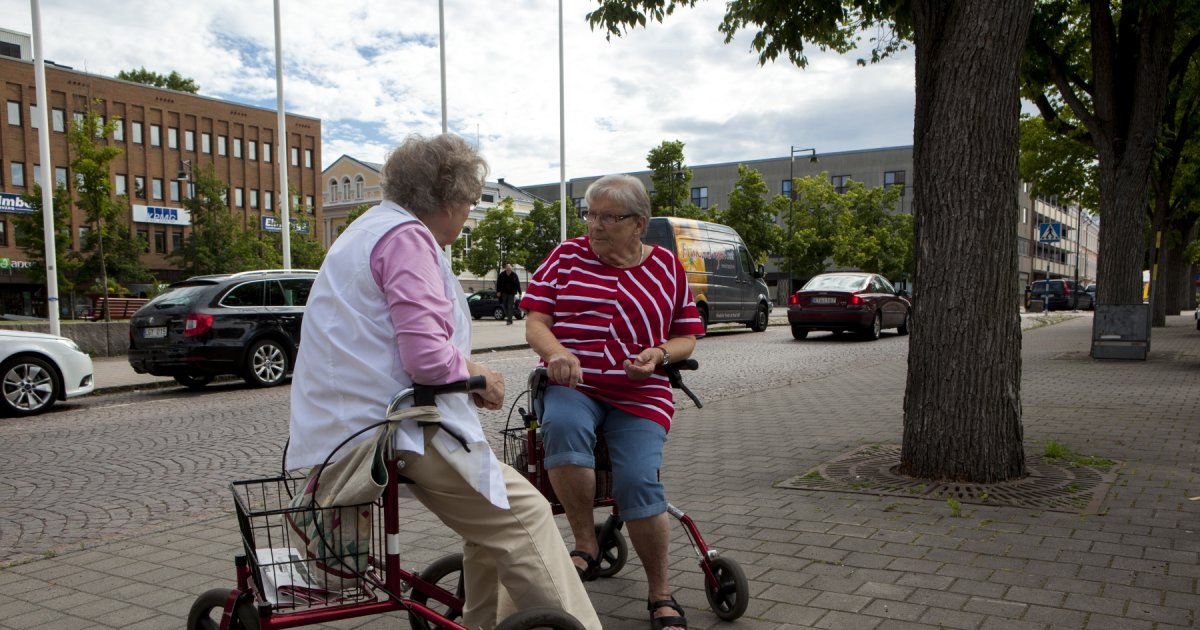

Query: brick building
[0,33,321,318]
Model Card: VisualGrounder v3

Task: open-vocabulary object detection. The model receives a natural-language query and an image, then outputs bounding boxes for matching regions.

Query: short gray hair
[585,174,651,220]
[381,134,488,217]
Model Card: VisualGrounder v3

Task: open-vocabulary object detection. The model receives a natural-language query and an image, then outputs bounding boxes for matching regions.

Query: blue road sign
[1038,222,1062,243]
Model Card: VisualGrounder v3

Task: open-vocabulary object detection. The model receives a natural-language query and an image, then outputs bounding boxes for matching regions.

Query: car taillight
[789,294,799,306]
[1062,283,1071,296]
[848,294,863,306]
[184,314,214,337]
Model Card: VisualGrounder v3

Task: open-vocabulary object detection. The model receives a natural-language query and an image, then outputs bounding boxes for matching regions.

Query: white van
[642,217,772,332]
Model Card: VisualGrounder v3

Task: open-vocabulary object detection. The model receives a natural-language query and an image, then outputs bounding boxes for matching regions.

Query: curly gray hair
[381,134,488,216]
[584,174,651,220]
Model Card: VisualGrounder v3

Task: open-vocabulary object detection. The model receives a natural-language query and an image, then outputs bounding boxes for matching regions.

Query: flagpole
[558,0,567,242]
[274,0,291,269]
[31,0,60,334]
[439,0,452,258]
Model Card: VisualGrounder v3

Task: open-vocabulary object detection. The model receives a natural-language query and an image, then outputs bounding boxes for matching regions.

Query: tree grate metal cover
[777,444,1118,513]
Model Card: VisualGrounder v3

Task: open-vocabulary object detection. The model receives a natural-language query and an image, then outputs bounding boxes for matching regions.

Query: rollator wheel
[409,553,465,630]
[593,522,628,578]
[495,606,586,630]
[187,588,260,630]
[704,556,749,621]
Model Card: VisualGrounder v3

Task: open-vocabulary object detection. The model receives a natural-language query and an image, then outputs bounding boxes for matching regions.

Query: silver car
[0,330,95,416]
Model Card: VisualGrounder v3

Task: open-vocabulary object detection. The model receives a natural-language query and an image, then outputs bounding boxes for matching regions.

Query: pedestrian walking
[497,263,522,325]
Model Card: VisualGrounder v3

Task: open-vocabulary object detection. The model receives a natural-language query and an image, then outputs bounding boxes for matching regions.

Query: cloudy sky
[2,0,916,186]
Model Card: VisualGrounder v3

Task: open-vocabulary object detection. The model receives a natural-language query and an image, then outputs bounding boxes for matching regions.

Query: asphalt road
[0,323,921,565]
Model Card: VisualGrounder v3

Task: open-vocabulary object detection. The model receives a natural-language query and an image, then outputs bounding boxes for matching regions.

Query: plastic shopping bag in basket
[285,423,395,592]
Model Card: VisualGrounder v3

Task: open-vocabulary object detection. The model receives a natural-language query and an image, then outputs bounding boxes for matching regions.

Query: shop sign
[0,193,35,214]
[261,216,311,234]
[0,258,34,270]
[133,204,192,226]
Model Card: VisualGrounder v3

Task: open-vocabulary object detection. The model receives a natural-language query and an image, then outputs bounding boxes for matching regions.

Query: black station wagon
[127,270,318,389]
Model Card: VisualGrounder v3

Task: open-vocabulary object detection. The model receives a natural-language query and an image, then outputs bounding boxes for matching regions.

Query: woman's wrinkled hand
[546,351,583,388]
[466,361,505,410]
[623,347,661,381]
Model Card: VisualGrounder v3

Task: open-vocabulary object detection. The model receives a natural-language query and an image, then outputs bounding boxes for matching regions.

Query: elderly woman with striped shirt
[521,174,703,630]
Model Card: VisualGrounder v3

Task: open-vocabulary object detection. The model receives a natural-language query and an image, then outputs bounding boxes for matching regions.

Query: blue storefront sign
[0,193,35,214]
[261,216,311,234]
[133,204,192,226]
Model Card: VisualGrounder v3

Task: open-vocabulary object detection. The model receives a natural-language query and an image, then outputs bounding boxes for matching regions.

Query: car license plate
[143,326,167,339]
[811,297,836,304]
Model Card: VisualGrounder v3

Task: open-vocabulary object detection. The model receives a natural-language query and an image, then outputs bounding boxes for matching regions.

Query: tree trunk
[1150,195,1168,327]
[900,0,1033,483]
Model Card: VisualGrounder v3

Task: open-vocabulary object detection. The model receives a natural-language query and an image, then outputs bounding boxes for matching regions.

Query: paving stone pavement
[1,313,1198,629]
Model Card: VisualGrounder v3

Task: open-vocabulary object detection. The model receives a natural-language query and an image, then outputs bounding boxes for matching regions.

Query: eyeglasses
[581,210,637,225]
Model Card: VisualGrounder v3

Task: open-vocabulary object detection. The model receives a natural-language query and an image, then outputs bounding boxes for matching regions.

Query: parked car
[1029,279,1093,311]
[787,272,912,340]
[1085,283,1097,305]
[127,269,318,389]
[0,329,95,416]
[467,289,525,320]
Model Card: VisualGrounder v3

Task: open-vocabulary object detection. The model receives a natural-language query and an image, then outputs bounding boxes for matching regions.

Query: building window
[29,105,40,129]
[55,167,67,188]
[218,135,227,156]
[154,230,166,253]
[264,191,273,211]
[355,175,364,198]
[115,174,127,196]
[113,119,124,141]
[341,178,350,200]
[329,178,339,202]
[460,226,472,250]
[235,188,244,207]
[831,175,850,194]
[79,226,90,248]
[782,179,793,199]
[184,130,194,152]
[152,177,163,200]
[10,162,24,187]
[304,149,313,168]
[263,142,272,163]
[691,186,709,209]
[248,141,257,161]
[52,108,65,132]
[290,146,299,166]
[883,170,906,196]
[168,127,178,149]
[305,195,313,210]
[1021,206,1028,224]
[132,121,143,144]
[171,231,182,251]
[233,138,242,158]
[136,228,149,253]
[250,189,259,209]
[169,180,180,201]
[134,176,146,199]
[0,219,6,246]
[149,124,161,146]
[75,112,85,128]
[5,101,19,126]
[202,132,211,154]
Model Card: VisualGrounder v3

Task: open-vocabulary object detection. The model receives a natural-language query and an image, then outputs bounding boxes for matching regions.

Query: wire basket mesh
[230,475,384,611]
[501,427,613,505]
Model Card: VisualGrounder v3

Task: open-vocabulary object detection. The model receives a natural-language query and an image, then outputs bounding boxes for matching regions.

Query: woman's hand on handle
[466,360,505,410]
[546,351,583,388]
[623,347,661,381]
[526,310,584,388]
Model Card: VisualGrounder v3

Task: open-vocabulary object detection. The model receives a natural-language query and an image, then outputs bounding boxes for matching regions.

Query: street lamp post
[176,159,195,273]
[672,159,683,213]
[787,147,818,292]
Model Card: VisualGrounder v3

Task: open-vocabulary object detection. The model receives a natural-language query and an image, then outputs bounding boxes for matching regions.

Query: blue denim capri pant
[540,384,668,521]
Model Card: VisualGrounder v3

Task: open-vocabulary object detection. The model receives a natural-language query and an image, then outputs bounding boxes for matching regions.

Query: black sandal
[648,596,687,630]
[570,549,600,582]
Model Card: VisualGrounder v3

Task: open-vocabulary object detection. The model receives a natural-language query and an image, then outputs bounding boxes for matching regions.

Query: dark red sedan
[787,272,912,340]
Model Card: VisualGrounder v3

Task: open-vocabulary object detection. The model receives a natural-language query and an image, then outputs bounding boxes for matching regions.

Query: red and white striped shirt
[521,236,704,431]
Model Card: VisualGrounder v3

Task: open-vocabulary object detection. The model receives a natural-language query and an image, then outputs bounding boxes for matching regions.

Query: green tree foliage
[116,67,200,93]
[646,141,710,219]
[12,183,80,291]
[714,164,782,265]
[831,181,912,278]
[782,174,849,278]
[518,198,586,272]
[169,163,275,274]
[462,198,527,278]
[1017,114,1099,213]
[70,110,149,316]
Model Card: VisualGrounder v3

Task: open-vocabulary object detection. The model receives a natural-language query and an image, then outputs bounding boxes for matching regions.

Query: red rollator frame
[187,377,583,630]
[502,360,750,622]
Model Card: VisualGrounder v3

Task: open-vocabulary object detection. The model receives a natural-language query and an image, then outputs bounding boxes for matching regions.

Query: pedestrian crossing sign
[1038,222,1062,243]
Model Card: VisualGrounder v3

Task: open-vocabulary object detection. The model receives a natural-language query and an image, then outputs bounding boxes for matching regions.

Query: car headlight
[55,337,81,352]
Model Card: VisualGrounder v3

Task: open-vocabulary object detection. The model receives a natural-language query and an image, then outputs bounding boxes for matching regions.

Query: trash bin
[1091,304,1150,360]
[1026,300,1044,313]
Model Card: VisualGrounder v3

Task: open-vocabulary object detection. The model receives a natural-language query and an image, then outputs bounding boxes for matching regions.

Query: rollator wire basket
[230,475,385,611]
[500,426,613,504]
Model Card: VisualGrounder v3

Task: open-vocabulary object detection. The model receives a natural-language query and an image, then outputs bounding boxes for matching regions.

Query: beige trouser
[398,427,601,630]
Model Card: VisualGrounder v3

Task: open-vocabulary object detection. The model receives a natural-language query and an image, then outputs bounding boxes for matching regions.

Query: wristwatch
[656,345,670,367]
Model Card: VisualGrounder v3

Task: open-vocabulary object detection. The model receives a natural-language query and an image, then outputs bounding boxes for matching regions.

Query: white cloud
[2,0,914,186]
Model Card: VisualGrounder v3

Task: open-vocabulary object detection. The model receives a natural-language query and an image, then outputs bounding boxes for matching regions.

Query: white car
[0,330,95,416]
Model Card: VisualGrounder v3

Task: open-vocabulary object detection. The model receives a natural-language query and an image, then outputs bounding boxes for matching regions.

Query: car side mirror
[897,289,909,298]
[753,264,765,279]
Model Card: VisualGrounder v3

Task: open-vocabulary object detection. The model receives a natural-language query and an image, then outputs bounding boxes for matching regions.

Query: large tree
[831,181,912,279]
[589,0,1033,482]
[116,67,200,93]
[462,198,527,278]
[519,198,586,273]
[646,140,709,219]
[715,164,783,265]
[13,183,80,293]
[168,163,275,275]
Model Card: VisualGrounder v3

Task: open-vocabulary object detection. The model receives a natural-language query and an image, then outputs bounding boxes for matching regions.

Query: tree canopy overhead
[116,67,200,94]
